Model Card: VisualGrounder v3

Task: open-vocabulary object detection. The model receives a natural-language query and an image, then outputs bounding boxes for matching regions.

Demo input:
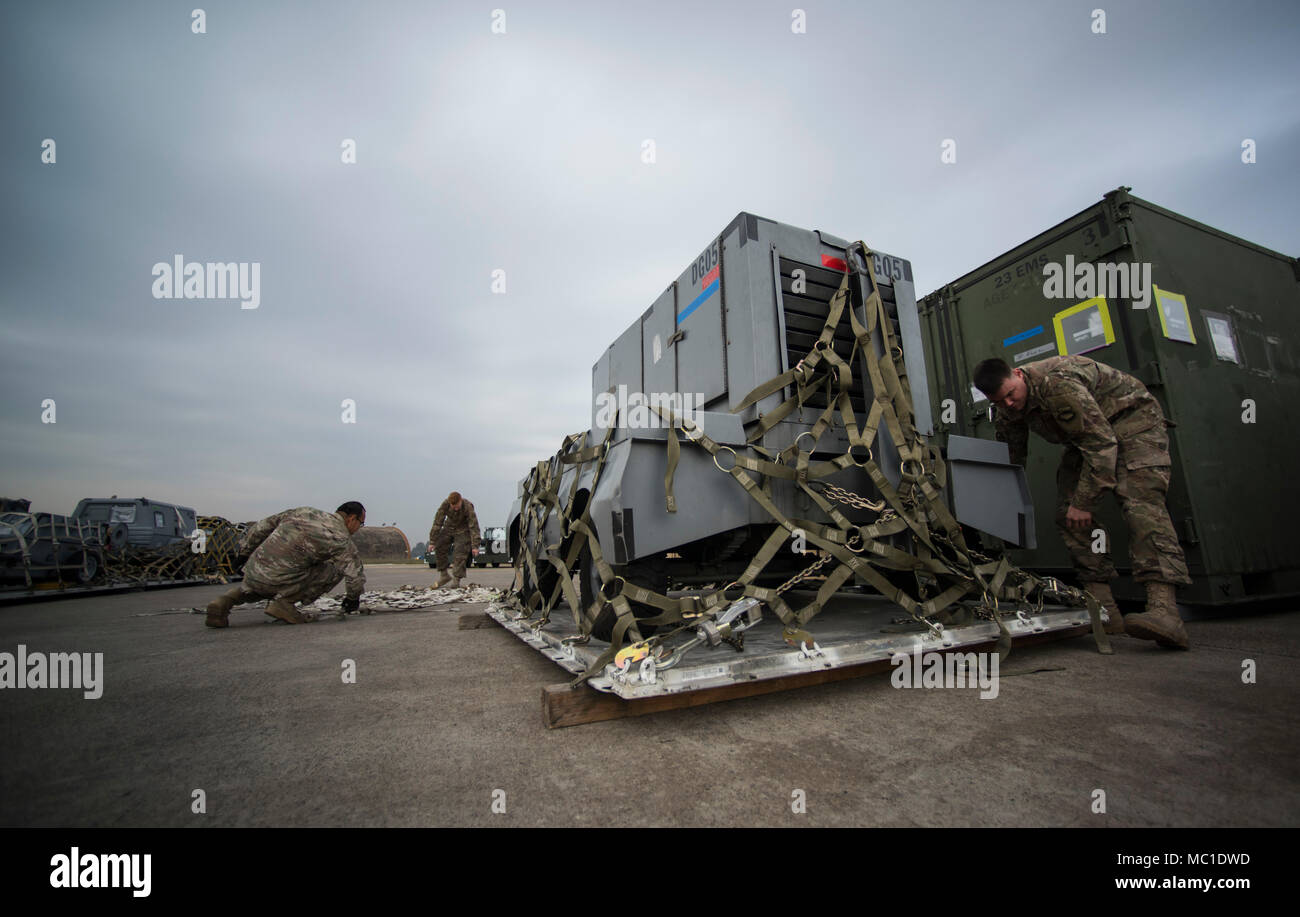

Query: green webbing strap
[796,481,856,536]
[791,562,855,625]
[664,425,680,513]
[731,258,851,420]
[545,548,587,633]
[738,525,796,586]
[742,370,830,444]
[732,367,802,415]
[1084,592,1114,655]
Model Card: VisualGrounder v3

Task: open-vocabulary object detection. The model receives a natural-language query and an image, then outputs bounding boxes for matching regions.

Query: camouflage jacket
[239,507,365,599]
[430,499,479,547]
[993,355,1168,511]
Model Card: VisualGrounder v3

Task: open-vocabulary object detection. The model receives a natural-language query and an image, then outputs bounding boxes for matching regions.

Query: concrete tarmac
[1,564,1297,827]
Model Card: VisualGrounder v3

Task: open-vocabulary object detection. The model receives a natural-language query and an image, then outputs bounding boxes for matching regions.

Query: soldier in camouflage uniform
[429,491,479,588]
[204,502,367,627]
[973,356,1192,649]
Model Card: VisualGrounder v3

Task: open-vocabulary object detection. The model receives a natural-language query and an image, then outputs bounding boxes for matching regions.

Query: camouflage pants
[243,561,344,605]
[433,528,472,579]
[1055,426,1192,586]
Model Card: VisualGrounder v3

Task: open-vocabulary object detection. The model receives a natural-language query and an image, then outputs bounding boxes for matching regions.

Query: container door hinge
[1182,518,1199,544]
[1138,361,1164,387]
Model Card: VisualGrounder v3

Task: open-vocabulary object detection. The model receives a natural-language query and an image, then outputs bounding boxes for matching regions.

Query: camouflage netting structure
[351,526,411,562]
[103,515,249,584]
[0,513,247,589]
[508,241,1112,685]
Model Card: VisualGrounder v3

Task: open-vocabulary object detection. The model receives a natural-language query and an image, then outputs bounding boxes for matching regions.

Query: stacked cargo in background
[919,187,1300,604]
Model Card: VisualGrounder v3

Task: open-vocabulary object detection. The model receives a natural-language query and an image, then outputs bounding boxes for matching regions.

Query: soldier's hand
[1065,505,1093,530]
[471,547,478,556]
[341,596,361,614]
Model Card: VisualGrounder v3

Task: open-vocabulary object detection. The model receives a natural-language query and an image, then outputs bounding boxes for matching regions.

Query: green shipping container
[919,187,1300,605]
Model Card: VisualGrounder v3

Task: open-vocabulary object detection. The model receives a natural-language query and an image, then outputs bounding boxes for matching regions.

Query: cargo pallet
[0,577,221,606]
[478,591,1094,728]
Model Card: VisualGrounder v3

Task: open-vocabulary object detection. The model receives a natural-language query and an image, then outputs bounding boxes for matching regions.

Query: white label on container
[1014,342,1057,363]
[1207,316,1239,363]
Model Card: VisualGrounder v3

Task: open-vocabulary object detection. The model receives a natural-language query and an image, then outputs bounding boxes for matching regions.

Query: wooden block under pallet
[541,624,1089,728]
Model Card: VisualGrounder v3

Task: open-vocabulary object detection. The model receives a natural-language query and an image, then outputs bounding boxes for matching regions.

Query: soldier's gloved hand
[341,596,360,614]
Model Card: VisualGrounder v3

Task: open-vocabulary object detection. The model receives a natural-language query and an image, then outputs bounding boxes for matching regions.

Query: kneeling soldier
[205,502,366,627]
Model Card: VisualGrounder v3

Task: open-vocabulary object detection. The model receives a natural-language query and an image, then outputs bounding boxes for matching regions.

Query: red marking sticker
[701,264,720,287]
[821,254,848,272]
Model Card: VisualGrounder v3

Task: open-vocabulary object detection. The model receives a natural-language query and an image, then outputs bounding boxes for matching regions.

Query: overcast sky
[3,0,1297,546]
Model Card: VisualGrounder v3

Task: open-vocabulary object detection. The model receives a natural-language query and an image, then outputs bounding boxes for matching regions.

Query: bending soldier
[973,356,1192,649]
[204,502,367,627]
[429,491,479,588]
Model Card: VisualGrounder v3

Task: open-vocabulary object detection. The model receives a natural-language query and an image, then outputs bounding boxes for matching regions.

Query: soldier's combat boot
[205,586,247,628]
[1124,582,1189,649]
[435,572,452,588]
[264,597,306,625]
[1084,581,1125,635]
[452,578,462,589]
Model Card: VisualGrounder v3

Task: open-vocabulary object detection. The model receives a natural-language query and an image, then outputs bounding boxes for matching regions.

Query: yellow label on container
[1052,297,1115,356]
[1153,286,1197,344]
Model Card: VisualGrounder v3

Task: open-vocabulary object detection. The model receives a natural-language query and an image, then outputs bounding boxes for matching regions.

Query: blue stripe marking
[676,279,719,323]
[1002,325,1044,347]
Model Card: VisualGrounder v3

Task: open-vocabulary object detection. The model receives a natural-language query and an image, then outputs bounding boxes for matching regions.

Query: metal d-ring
[713,446,738,473]
[848,443,873,467]
[794,430,819,454]
[601,575,626,600]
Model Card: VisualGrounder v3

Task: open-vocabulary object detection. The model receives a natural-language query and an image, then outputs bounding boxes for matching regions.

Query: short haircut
[448,491,461,504]
[336,501,366,518]
[972,358,1013,397]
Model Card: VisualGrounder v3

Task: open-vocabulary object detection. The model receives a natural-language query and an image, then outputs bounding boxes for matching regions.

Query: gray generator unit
[509,214,1050,653]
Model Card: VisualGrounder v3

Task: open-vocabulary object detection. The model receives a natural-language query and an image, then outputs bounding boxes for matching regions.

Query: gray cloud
[3,0,1297,541]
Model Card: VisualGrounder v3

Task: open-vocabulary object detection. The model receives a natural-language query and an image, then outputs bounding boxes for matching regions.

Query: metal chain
[776,551,835,594]
[817,482,886,512]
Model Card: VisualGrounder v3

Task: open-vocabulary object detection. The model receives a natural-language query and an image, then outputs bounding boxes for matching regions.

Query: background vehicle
[72,497,195,549]
[426,526,511,568]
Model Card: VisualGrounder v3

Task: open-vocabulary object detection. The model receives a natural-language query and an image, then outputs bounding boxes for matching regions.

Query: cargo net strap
[103,516,249,584]
[507,241,1111,684]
